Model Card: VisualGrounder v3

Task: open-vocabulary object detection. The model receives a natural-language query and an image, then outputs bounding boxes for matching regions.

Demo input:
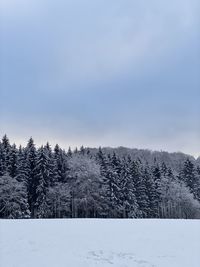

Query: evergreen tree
[96,147,111,217]
[161,162,168,178]
[67,147,72,157]
[0,142,4,176]
[34,146,50,218]
[79,145,85,155]
[131,161,149,217]
[180,159,199,199]
[119,157,139,218]
[1,135,11,174]
[0,135,199,219]
[44,143,57,186]
[16,145,29,184]
[152,164,162,216]
[143,165,157,218]
[25,138,37,217]
[54,144,68,183]
[7,144,18,178]
[106,153,122,217]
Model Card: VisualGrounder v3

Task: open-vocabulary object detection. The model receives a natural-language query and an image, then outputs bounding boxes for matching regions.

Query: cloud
[45,0,200,89]
[1,0,199,91]
[1,0,199,157]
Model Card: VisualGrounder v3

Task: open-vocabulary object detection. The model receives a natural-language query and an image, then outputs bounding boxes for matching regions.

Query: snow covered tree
[16,145,29,184]
[152,164,163,216]
[44,143,57,186]
[119,157,139,218]
[143,165,157,218]
[130,160,149,217]
[96,149,121,217]
[46,183,71,218]
[25,138,37,217]
[53,144,68,183]
[1,135,11,174]
[96,147,111,216]
[0,174,30,218]
[0,142,4,176]
[7,144,18,178]
[68,154,104,218]
[0,134,199,219]
[67,147,72,157]
[34,146,50,218]
[180,159,199,200]
[161,178,200,219]
[107,153,123,217]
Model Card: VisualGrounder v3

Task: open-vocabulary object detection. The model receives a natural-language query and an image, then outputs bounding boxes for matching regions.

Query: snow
[0,219,199,267]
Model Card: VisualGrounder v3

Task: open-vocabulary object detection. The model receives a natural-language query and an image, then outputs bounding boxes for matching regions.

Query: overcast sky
[0,0,200,157]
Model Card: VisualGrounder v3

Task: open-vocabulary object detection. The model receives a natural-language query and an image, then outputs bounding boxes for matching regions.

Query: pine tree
[44,143,56,186]
[1,135,11,174]
[0,142,4,176]
[152,164,162,217]
[131,161,149,217]
[96,147,111,217]
[54,144,68,183]
[143,165,157,218]
[96,147,109,179]
[161,162,168,178]
[106,153,122,217]
[16,145,29,184]
[7,144,18,178]
[0,134,199,219]
[25,137,37,217]
[67,147,72,157]
[79,145,85,155]
[195,166,200,201]
[119,156,139,218]
[180,159,199,199]
[197,166,200,176]
[34,146,50,218]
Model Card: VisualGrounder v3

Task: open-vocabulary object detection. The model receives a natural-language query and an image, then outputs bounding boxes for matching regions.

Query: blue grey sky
[0,0,200,157]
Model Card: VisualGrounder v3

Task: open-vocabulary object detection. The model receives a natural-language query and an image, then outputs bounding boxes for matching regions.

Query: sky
[0,0,200,157]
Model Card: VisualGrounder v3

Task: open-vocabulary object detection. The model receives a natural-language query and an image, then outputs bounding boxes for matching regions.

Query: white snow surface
[0,219,199,267]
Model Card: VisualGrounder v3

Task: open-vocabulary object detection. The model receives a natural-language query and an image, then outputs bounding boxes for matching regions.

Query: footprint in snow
[86,250,155,267]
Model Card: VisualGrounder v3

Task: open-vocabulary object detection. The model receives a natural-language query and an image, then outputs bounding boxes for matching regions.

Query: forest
[0,135,200,219]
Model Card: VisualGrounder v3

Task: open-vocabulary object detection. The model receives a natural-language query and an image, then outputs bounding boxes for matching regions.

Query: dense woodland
[0,135,200,219]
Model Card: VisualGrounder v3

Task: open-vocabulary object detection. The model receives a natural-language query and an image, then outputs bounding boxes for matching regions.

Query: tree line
[0,135,200,219]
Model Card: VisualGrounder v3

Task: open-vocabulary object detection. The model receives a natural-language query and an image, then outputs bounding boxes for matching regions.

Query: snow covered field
[0,219,199,267]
